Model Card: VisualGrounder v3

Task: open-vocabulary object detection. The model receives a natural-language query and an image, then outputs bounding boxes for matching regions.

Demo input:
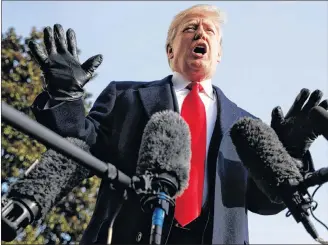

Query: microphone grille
[230,117,304,185]
[137,110,191,197]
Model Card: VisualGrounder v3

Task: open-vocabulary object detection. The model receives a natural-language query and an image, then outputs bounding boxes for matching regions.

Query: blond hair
[166,4,226,68]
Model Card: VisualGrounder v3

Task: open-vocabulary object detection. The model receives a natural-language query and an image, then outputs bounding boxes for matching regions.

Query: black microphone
[310,106,328,141]
[303,167,328,189]
[136,110,191,245]
[1,102,133,242]
[230,117,327,243]
[1,137,90,242]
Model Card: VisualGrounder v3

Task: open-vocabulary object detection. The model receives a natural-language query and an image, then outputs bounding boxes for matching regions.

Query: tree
[1,27,101,244]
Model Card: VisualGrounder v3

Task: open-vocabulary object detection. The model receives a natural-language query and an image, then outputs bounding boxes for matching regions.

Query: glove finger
[54,24,68,53]
[43,26,56,55]
[28,41,49,68]
[302,89,323,114]
[67,28,79,61]
[81,54,103,83]
[309,103,328,138]
[285,88,310,118]
[271,106,285,128]
[318,99,328,110]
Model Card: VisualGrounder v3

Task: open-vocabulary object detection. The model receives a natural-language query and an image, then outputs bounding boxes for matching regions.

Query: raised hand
[28,24,103,101]
[271,89,328,161]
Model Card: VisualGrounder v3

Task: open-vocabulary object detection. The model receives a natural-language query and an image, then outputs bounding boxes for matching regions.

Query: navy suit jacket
[32,75,285,244]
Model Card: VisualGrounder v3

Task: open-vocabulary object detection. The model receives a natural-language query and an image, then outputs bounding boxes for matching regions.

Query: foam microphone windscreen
[136,110,191,197]
[7,137,90,219]
[230,117,304,203]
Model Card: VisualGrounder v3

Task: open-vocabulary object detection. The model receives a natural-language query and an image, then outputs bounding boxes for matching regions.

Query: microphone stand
[138,173,176,245]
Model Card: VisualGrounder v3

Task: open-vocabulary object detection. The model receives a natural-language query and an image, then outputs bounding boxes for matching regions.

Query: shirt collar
[171,71,214,100]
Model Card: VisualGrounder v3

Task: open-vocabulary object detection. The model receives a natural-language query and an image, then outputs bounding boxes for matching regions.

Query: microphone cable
[285,183,328,244]
[309,184,328,244]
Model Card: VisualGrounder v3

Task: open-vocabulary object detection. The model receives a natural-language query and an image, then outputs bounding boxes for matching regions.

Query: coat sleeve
[31,82,117,148]
[246,177,286,215]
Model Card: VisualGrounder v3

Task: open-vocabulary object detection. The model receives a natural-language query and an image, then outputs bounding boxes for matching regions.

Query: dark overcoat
[32,75,285,244]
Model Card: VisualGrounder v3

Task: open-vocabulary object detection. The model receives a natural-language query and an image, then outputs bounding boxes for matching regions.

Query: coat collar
[138,75,245,137]
[171,72,215,100]
[213,85,240,137]
[138,75,178,119]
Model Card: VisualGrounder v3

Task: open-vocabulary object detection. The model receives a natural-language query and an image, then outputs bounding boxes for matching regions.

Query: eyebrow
[183,21,198,27]
[183,19,216,28]
[182,22,217,34]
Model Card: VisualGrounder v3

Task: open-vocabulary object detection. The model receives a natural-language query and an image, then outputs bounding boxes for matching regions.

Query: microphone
[230,117,327,244]
[136,110,191,245]
[1,102,191,244]
[303,167,328,189]
[1,137,90,242]
[310,106,328,141]
[1,102,133,242]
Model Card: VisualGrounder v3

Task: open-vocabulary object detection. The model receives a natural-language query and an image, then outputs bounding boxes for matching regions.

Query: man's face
[167,12,222,82]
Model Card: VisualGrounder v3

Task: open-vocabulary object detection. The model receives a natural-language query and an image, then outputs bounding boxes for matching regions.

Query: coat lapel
[213,86,240,137]
[211,86,257,244]
[138,75,178,118]
[214,85,258,138]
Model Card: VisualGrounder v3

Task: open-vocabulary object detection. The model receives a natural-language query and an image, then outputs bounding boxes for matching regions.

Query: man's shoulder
[108,75,173,92]
[213,85,258,120]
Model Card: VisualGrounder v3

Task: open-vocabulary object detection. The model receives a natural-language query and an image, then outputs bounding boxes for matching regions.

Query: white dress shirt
[171,72,218,205]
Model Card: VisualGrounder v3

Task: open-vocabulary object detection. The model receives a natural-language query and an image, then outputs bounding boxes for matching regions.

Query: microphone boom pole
[1,101,131,186]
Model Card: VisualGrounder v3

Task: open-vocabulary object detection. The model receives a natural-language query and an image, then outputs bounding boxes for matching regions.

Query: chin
[190,59,206,68]
[186,70,210,82]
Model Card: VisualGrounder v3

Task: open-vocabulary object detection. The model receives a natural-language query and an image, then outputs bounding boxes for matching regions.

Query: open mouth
[192,45,207,56]
[194,46,206,54]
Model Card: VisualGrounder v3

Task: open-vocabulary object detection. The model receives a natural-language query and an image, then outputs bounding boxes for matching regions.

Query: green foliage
[1,27,101,244]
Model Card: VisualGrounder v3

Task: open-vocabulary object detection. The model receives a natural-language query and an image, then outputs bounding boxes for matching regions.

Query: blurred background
[1,1,327,244]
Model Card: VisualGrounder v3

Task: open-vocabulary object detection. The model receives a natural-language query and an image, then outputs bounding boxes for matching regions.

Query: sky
[2,1,328,244]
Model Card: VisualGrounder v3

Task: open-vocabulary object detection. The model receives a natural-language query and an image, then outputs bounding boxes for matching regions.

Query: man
[29,4,327,244]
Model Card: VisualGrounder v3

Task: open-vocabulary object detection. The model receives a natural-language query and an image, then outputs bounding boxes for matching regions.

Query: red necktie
[175,82,207,227]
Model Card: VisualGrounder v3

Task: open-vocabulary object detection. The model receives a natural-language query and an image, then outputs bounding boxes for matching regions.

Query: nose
[194,26,206,40]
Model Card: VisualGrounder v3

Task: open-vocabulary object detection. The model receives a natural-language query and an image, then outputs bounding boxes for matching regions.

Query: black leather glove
[28,24,103,101]
[271,89,328,162]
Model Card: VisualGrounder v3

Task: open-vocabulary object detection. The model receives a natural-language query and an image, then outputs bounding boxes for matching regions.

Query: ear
[217,52,222,63]
[167,45,174,59]
[217,39,222,63]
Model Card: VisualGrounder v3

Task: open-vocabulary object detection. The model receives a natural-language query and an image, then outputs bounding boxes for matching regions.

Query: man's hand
[271,89,328,160]
[28,24,103,101]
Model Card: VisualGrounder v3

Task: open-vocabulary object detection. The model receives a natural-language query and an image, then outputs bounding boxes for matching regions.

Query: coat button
[136,232,142,242]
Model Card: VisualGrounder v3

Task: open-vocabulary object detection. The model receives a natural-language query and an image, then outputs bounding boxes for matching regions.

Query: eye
[207,28,215,34]
[184,26,196,32]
